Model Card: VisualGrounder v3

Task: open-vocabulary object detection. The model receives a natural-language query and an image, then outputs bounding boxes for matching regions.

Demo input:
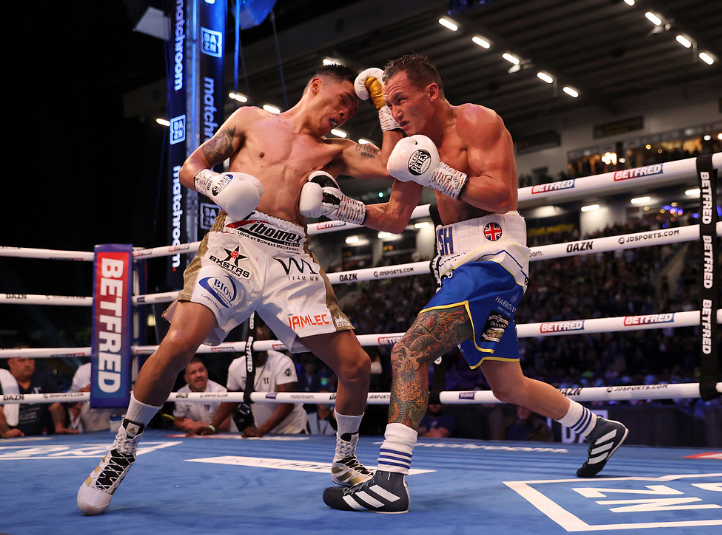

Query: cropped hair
[383,53,444,95]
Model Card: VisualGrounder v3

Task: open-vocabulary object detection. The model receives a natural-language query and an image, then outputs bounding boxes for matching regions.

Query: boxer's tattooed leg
[388,306,473,428]
[202,126,236,165]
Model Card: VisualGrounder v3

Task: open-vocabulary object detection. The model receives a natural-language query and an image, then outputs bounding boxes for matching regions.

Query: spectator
[505,405,554,442]
[307,390,337,435]
[418,403,457,438]
[173,357,234,434]
[0,355,77,438]
[66,362,123,432]
[192,323,308,437]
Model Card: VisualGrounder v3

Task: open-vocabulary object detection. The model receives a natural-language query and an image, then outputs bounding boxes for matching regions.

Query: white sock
[377,423,418,475]
[334,410,363,438]
[557,400,597,437]
[124,391,161,427]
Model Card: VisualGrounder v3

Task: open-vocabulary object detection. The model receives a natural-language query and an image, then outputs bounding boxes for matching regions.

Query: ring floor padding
[1,430,720,535]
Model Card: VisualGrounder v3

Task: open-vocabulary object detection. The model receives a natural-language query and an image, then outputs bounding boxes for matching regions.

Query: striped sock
[557,400,597,438]
[377,423,418,475]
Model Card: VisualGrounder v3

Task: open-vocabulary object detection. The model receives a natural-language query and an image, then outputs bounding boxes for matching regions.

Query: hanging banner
[696,155,720,401]
[196,0,227,237]
[90,245,133,408]
[166,0,190,289]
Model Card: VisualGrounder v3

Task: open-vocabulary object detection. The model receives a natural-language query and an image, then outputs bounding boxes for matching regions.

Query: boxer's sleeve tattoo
[388,306,473,429]
[355,144,380,159]
[202,126,236,165]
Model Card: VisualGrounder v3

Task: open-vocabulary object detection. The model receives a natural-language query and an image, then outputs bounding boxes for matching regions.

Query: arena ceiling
[120,0,721,199]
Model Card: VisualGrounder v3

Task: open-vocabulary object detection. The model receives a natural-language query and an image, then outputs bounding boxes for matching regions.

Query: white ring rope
[0,155,719,406]
[3,309,720,360]
[3,382,721,406]
[3,223,720,306]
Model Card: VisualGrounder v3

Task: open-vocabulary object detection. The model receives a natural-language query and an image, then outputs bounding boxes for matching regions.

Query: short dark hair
[313,63,356,85]
[384,53,444,95]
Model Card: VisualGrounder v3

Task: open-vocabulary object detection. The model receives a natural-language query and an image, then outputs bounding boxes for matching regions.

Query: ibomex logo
[199,275,237,308]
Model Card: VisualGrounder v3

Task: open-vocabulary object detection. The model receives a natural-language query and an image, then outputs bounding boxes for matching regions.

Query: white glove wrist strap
[430,162,469,200]
[337,197,367,226]
[378,105,401,132]
[194,169,226,197]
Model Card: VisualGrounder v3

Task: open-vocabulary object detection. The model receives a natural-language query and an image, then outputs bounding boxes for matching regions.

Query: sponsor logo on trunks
[334,316,352,328]
[481,310,510,343]
[407,149,432,176]
[613,164,663,181]
[378,336,402,345]
[622,313,674,326]
[209,246,251,279]
[288,313,331,330]
[540,320,584,333]
[436,226,454,255]
[531,179,575,194]
[199,275,238,308]
[274,258,320,281]
[458,392,476,400]
[226,220,303,249]
[566,241,592,253]
[495,296,517,313]
[484,222,503,241]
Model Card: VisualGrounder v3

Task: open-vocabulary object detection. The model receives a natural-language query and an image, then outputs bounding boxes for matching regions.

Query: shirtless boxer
[319,54,629,513]
[77,63,403,515]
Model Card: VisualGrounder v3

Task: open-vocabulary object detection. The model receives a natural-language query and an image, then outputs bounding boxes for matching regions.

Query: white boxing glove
[354,67,400,132]
[194,170,263,220]
[387,135,469,200]
[299,171,366,225]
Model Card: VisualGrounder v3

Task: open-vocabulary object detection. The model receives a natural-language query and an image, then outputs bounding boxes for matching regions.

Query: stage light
[439,17,458,31]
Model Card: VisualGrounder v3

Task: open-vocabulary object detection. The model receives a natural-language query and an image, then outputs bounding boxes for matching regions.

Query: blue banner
[90,244,133,408]
[167,0,190,289]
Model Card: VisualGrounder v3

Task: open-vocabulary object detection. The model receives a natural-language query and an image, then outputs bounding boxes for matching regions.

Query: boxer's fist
[354,68,386,109]
[387,135,440,187]
[299,171,366,225]
[299,171,340,219]
[194,170,263,220]
[387,135,469,199]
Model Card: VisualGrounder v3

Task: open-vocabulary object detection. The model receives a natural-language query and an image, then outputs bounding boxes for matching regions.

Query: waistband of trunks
[436,211,527,255]
[222,211,307,249]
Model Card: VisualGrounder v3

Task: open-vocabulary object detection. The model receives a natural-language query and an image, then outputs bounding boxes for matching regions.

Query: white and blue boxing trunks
[163,210,354,351]
[422,211,529,368]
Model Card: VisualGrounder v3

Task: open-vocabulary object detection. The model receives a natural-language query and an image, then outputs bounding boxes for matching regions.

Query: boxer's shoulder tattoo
[355,143,379,159]
[203,126,237,164]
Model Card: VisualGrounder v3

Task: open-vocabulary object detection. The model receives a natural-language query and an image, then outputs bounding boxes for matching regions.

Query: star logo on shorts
[222,246,247,267]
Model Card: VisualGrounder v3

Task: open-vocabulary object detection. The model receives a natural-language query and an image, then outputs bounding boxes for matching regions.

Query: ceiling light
[472,36,491,49]
[378,232,392,239]
[323,58,342,66]
[229,92,248,102]
[263,104,281,114]
[345,236,359,244]
[537,72,554,84]
[645,12,662,26]
[624,0,635,5]
[563,86,579,97]
[699,52,715,65]
[675,35,692,48]
[378,192,384,198]
[685,188,700,196]
[502,53,520,65]
[358,138,373,145]
[581,204,600,212]
[414,221,430,229]
[631,196,651,205]
[439,17,458,31]
[156,118,170,127]
[704,135,711,141]
[331,129,347,138]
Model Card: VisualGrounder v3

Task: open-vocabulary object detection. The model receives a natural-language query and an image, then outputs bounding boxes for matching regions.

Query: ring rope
[3,309,720,360]
[3,382,721,406]
[2,223,720,307]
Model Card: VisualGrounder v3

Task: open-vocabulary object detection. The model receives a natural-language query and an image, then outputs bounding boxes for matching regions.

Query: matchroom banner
[166,0,190,289]
[197,0,227,236]
[90,245,133,408]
